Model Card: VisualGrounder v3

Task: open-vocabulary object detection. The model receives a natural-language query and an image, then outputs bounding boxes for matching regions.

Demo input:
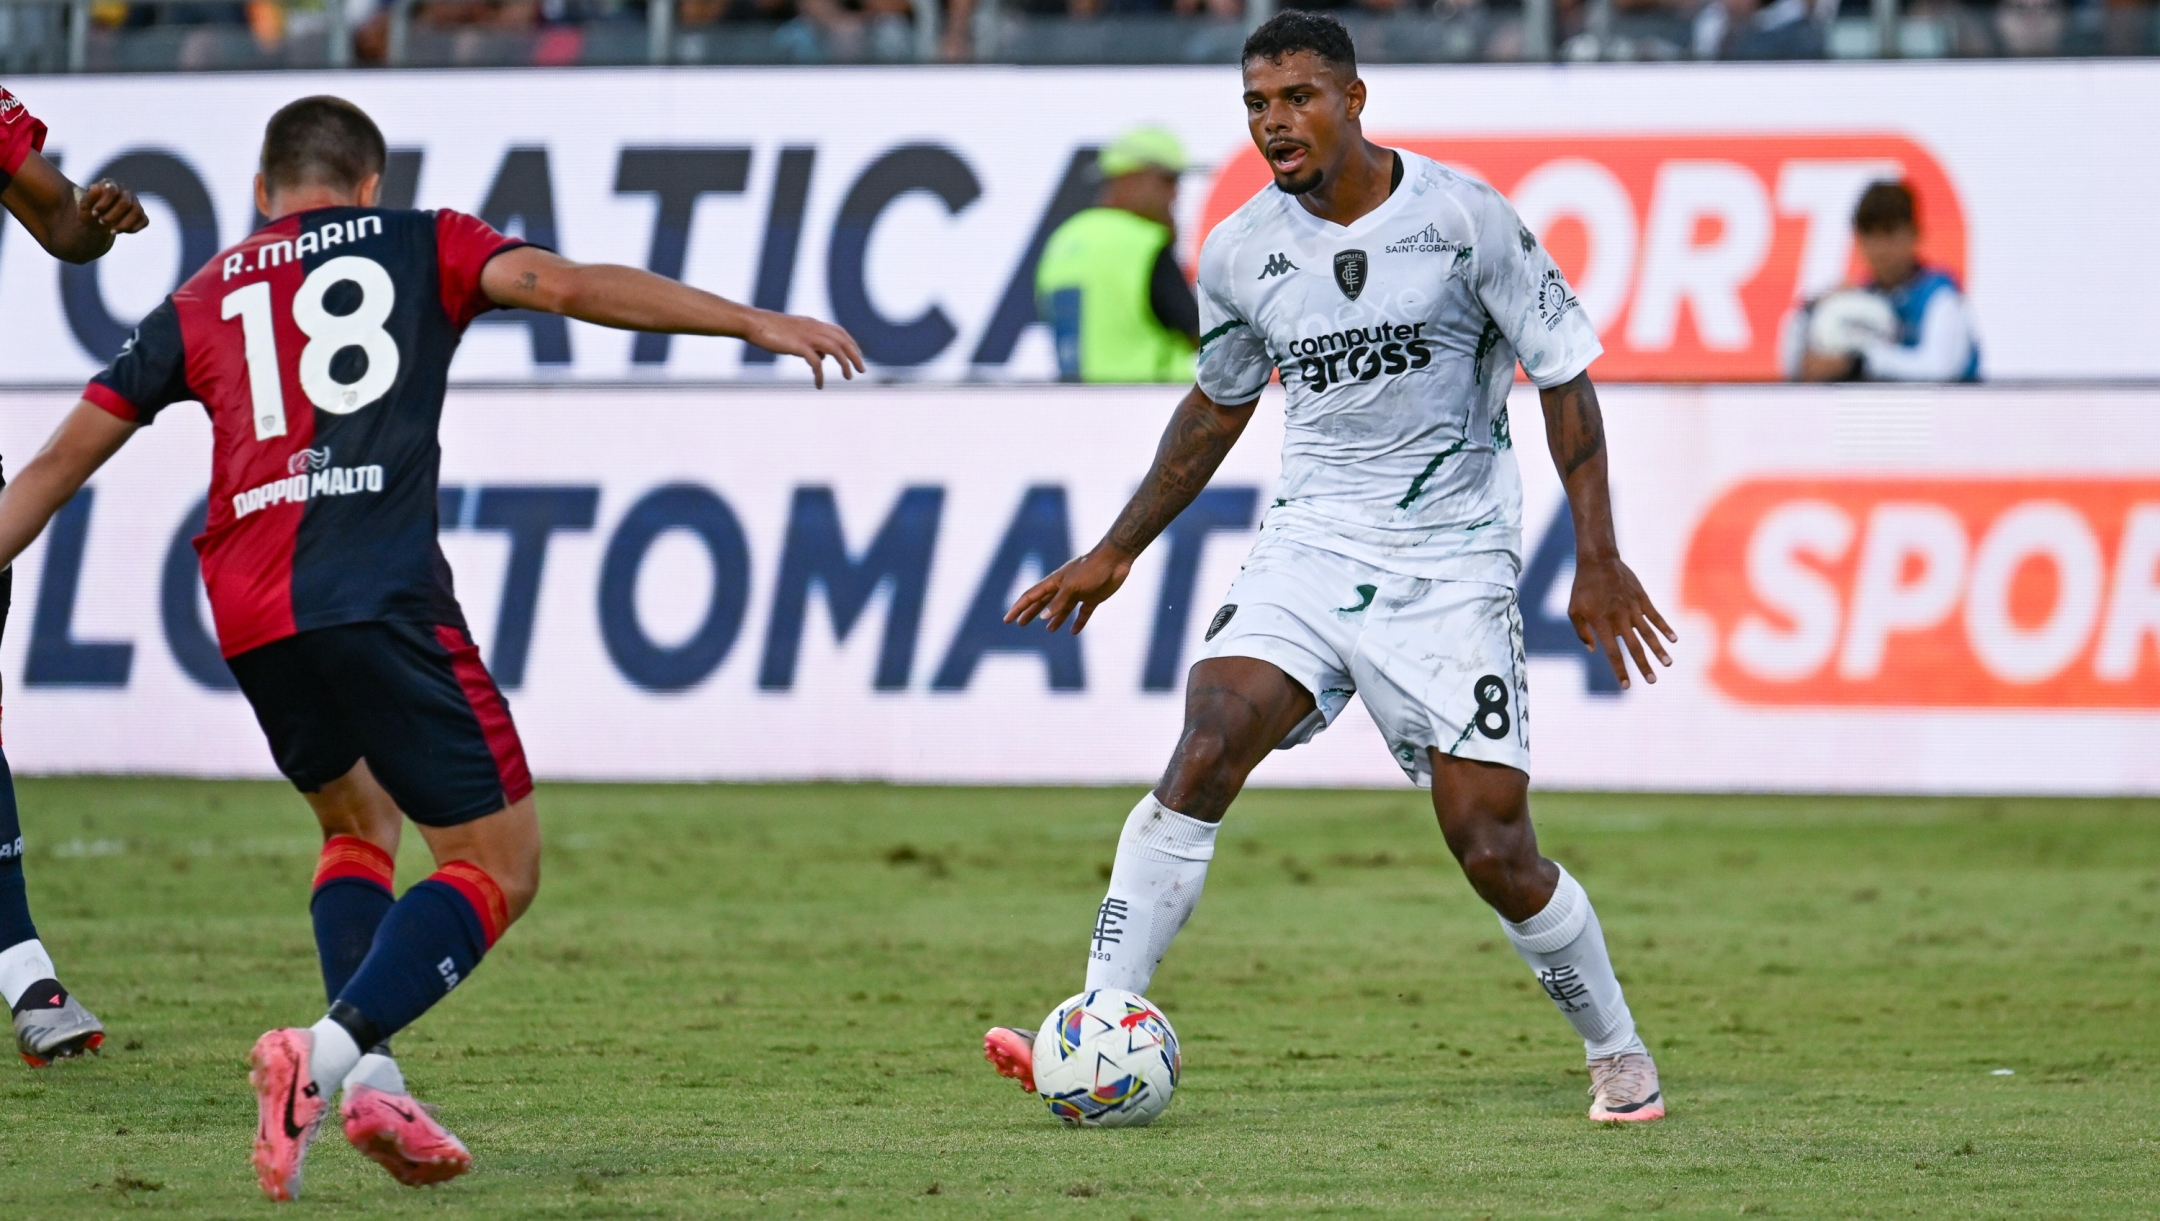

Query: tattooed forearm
[1540,371,1623,560]
[1103,388,1253,555]
[1542,373,1606,479]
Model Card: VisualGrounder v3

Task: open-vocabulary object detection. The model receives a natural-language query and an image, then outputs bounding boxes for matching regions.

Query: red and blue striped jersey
[85,207,527,657]
[0,86,47,190]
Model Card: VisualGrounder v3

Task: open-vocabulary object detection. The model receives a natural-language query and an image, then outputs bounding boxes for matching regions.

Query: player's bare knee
[496,861,540,923]
[1451,838,1514,889]
[1158,721,1259,820]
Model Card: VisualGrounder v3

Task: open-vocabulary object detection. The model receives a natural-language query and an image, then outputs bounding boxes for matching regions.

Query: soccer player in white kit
[984,11,1677,1121]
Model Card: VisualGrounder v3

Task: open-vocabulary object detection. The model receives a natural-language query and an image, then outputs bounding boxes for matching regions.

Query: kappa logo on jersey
[1284,321,1435,394]
[1258,252,1298,279]
[1333,249,1369,300]
[1537,269,1580,330]
[232,461,386,519]
[221,214,384,280]
[287,447,332,476]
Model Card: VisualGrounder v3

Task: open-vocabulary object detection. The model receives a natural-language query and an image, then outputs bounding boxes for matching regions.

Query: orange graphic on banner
[1680,478,2160,707]
[1198,135,1966,382]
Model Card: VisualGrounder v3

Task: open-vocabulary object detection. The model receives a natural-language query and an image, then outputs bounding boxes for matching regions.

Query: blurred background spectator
[4,0,2159,74]
[1693,0,1827,57]
[1037,127,1198,384]
[1786,180,1981,383]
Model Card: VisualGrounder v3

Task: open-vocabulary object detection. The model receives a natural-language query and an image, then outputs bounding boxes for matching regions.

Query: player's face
[1856,223,1919,286]
[1242,53,1364,197]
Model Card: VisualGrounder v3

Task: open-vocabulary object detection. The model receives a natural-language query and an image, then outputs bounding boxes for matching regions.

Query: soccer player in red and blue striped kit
[0,83,148,1067]
[0,96,862,1198]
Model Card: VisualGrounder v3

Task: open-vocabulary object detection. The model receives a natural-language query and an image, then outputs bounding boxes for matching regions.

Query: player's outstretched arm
[1539,371,1676,689]
[0,152,147,264]
[480,246,865,387]
[0,402,136,571]
[1007,384,1257,636]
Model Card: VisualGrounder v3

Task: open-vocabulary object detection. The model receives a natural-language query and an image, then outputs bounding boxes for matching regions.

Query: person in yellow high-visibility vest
[1036,127,1199,383]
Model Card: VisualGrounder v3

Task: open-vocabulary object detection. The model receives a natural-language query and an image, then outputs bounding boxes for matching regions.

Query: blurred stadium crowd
[0,0,2147,71]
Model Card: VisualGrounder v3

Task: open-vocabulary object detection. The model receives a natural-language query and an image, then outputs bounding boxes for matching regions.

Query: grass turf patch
[0,779,2153,1217]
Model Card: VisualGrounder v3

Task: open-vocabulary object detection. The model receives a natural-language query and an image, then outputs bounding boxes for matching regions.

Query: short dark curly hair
[1242,10,1357,79]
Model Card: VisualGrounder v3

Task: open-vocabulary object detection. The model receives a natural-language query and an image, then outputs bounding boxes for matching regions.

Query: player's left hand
[743,311,866,388]
[77,179,148,235]
[1569,554,1676,690]
[1006,544,1135,636]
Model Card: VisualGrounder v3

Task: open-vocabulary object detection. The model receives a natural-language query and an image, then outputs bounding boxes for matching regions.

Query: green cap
[1097,127,1187,178]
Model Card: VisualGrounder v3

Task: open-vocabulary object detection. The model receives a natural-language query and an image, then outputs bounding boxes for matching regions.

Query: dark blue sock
[333,868,501,1042]
[309,836,397,1003]
[312,880,393,1001]
[0,746,39,951]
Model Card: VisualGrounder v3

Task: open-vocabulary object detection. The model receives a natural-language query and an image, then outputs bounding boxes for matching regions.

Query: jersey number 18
[219,255,402,442]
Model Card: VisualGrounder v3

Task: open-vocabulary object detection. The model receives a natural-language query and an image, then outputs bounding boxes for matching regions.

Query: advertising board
[0,60,2151,384]
[0,381,2155,794]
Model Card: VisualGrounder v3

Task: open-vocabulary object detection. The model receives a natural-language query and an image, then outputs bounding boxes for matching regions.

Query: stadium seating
[0,0,2152,71]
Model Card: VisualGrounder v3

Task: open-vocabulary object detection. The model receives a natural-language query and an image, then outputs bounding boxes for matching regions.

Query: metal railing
[0,0,2144,72]
[0,0,352,71]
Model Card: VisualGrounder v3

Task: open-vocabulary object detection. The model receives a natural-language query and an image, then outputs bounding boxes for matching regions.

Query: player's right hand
[743,311,866,388]
[1005,546,1134,635]
[77,179,148,235]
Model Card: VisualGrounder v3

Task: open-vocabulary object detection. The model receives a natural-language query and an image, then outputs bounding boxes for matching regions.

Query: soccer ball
[1031,989,1181,1128]
[1807,288,1899,356]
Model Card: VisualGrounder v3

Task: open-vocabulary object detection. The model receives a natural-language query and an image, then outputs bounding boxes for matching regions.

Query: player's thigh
[1178,656,1318,766]
[227,633,370,796]
[315,621,534,830]
[1352,579,1530,785]
[1193,533,1364,753]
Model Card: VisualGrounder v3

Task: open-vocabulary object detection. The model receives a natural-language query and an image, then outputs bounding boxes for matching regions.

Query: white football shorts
[1195,531,1530,784]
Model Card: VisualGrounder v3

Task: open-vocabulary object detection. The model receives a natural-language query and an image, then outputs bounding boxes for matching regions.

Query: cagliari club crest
[1333,249,1368,300]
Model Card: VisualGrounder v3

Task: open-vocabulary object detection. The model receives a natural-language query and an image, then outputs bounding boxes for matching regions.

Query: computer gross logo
[1200,134,1967,382]
[1680,479,2160,707]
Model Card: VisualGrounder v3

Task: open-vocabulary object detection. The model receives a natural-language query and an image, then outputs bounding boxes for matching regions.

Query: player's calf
[0,747,102,1067]
[1430,752,1660,1117]
[1156,657,1315,821]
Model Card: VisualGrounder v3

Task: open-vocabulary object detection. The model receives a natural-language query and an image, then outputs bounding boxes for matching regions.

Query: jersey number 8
[220,255,402,442]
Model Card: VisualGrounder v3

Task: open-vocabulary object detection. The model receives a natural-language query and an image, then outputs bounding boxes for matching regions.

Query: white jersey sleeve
[1469,184,1602,389]
[1193,219,1273,405]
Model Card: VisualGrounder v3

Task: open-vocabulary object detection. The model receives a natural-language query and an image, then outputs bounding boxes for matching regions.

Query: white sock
[1499,866,1643,1060]
[1083,794,1219,995]
[0,938,56,1010]
[343,1051,406,1096]
[307,1018,362,1095]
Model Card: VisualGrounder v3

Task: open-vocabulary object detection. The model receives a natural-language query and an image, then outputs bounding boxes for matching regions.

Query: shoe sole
[1589,1101,1667,1122]
[20,1029,103,1068]
[349,1126,473,1187]
[982,1029,1036,1094]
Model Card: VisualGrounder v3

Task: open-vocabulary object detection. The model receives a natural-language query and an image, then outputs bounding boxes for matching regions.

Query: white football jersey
[1194,150,1602,587]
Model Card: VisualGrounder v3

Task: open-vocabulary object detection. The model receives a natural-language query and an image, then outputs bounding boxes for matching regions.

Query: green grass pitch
[0,778,2153,1218]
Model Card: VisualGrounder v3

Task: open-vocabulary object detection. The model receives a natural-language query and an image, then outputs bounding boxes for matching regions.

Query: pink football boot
[342,1083,473,1187]
[1587,1050,1666,1122]
[983,1026,1037,1093]
[248,1028,328,1201]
